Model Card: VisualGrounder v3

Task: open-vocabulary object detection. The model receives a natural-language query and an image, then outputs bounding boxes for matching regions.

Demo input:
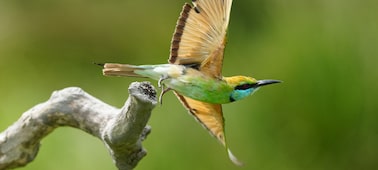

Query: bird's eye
[235,83,254,90]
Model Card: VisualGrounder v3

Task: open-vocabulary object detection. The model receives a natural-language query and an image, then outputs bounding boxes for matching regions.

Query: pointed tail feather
[227,149,244,166]
[223,136,243,166]
[102,63,145,77]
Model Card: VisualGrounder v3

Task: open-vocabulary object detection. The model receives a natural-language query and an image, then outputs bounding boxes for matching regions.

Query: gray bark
[0,82,157,170]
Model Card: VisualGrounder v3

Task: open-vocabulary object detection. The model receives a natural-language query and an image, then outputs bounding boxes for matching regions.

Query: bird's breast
[165,69,233,104]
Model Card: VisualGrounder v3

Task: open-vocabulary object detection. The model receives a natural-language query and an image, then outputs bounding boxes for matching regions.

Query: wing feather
[169,0,241,165]
[174,92,242,166]
[169,0,233,78]
[174,92,225,141]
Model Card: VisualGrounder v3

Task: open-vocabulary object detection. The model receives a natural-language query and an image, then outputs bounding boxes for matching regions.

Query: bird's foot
[158,75,169,88]
[159,87,171,105]
[158,75,170,105]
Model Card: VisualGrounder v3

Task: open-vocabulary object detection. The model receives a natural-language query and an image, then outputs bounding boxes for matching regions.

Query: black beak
[256,79,282,87]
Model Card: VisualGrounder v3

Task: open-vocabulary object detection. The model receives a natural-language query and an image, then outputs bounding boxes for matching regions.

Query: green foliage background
[1,0,377,169]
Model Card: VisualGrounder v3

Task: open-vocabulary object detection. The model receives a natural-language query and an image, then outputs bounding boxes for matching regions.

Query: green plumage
[134,64,234,104]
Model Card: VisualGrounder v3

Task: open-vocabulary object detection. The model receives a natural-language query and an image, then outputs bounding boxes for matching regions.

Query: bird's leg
[158,75,169,88]
[159,87,171,105]
[158,75,170,105]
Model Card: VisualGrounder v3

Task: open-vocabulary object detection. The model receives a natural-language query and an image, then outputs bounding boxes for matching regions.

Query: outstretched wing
[169,0,232,78]
[174,93,224,142]
[174,92,242,166]
[168,0,240,165]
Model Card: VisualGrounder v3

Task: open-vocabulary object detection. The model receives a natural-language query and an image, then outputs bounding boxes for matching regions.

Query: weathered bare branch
[0,81,157,170]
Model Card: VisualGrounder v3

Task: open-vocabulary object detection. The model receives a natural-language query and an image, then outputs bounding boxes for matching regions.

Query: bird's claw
[158,75,168,88]
[159,87,171,105]
[158,75,170,105]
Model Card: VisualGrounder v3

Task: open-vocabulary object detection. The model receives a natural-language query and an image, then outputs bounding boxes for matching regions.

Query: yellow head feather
[223,76,257,88]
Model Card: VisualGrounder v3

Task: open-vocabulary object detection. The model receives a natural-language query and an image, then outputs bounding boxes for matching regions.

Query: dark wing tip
[169,3,192,64]
[93,62,105,67]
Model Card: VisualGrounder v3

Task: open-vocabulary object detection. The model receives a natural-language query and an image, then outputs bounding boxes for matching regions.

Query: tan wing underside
[169,0,232,142]
[169,0,232,78]
[169,0,241,165]
[174,92,242,165]
[174,92,226,145]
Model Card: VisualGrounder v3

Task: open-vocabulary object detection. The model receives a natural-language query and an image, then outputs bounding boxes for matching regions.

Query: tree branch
[0,81,157,170]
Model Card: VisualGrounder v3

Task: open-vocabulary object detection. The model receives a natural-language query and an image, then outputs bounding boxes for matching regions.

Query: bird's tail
[102,63,145,77]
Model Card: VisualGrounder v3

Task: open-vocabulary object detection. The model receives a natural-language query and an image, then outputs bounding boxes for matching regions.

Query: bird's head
[224,76,281,102]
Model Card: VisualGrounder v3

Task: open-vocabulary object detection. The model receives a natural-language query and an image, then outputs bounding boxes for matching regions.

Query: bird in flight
[102,0,280,166]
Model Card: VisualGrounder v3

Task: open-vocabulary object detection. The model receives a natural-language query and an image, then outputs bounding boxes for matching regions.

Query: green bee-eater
[102,0,280,166]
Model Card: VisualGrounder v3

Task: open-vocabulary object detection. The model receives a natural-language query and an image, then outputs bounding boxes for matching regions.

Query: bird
[101,0,280,166]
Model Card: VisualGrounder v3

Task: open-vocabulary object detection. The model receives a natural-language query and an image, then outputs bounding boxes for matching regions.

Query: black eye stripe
[235,83,254,90]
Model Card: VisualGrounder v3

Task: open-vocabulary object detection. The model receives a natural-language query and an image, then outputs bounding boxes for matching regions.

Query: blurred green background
[1,0,377,169]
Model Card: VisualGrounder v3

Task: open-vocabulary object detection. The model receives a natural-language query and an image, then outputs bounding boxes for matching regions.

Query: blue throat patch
[230,88,258,102]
